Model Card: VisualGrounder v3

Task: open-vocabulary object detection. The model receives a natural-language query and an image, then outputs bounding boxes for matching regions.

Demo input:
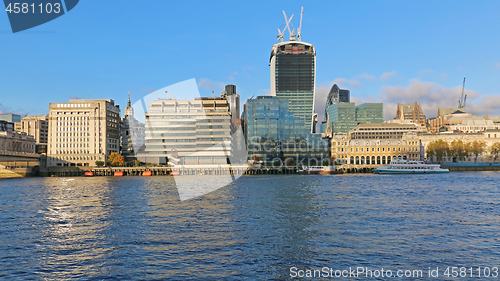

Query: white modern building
[139,97,232,166]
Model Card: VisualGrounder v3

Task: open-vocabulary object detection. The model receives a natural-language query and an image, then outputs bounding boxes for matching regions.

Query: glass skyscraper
[270,42,316,133]
[355,103,384,124]
[243,96,328,164]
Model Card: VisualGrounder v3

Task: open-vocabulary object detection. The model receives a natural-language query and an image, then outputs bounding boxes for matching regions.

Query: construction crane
[297,6,303,41]
[277,12,293,42]
[458,77,467,109]
[282,11,295,41]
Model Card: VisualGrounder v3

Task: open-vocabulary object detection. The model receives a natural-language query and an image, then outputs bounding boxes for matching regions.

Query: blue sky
[1,0,500,120]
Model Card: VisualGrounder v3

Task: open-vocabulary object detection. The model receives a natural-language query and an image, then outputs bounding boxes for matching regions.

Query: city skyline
[1,1,500,121]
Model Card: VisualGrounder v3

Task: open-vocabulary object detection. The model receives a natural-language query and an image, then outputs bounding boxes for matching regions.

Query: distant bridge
[0,151,41,162]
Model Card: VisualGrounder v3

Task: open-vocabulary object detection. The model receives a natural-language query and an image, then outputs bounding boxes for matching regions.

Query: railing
[0,150,40,158]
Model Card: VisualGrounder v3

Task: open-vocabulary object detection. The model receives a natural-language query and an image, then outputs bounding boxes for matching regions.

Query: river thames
[1,173,500,280]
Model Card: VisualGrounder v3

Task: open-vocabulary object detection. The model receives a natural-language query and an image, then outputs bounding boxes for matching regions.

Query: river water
[1,173,500,280]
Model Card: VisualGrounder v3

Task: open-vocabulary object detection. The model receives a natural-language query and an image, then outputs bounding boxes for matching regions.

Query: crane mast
[458,77,466,109]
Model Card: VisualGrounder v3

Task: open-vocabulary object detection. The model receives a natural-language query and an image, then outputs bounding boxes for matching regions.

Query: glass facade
[243,96,329,164]
[271,42,316,132]
[355,103,383,124]
[325,103,357,133]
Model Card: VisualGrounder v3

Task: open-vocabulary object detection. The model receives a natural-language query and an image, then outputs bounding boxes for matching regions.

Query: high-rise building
[120,94,146,162]
[355,103,383,124]
[14,115,48,144]
[324,102,357,134]
[47,99,120,167]
[140,97,232,166]
[270,9,316,132]
[0,113,21,123]
[325,84,350,106]
[243,96,328,163]
[339,89,350,103]
[221,84,240,121]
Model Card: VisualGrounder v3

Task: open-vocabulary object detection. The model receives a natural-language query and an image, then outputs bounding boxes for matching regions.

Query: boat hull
[373,169,449,174]
[299,170,343,175]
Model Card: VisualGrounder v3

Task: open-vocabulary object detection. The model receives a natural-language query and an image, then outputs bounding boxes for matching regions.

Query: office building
[0,113,21,123]
[396,102,426,127]
[0,120,14,132]
[47,99,120,167]
[14,115,48,144]
[332,132,421,165]
[141,97,232,166]
[270,19,316,132]
[120,94,146,162]
[349,123,420,140]
[355,103,383,124]
[324,102,357,134]
[243,96,328,163]
[0,131,35,154]
[325,84,350,106]
[221,84,240,121]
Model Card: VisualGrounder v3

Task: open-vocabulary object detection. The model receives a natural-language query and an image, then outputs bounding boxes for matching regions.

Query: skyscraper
[270,7,316,133]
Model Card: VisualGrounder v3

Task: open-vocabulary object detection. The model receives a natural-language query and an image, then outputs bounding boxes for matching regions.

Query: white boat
[373,158,449,174]
[298,166,343,174]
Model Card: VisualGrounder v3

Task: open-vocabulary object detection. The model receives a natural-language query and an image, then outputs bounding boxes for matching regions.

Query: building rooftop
[398,102,423,115]
[438,107,463,117]
[354,123,419,129]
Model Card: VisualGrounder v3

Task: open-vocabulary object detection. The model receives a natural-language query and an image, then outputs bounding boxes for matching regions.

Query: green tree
[426,139,449,162]
[95,161,104,167]
[490,142,500,162]
[134,160,142,167]
[469,140,487,162]
[450,140,467,161]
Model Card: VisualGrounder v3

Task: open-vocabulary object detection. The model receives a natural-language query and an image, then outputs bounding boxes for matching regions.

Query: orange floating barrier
[170,171,180,176]
[84,172,94,177]
[114,171,124,177]
[142,171,152,176]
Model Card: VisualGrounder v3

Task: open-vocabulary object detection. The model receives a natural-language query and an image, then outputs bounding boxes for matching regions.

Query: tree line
[426,140,500,162]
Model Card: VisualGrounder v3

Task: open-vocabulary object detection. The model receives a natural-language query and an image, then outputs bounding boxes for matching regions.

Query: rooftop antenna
[297,6,303,41]
[282,11,295,41]
[458,77,466,108]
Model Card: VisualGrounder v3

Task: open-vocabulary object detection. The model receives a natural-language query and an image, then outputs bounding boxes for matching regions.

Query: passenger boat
[114,171,124,177]
[84,171,94,177]
[373,158,449,174]
[298,166,343,175]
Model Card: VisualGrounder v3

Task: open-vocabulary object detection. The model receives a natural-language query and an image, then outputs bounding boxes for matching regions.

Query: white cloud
[357,73,375,81]
[380,71,397,81]
[197,78,225,92]
[378,79,495,120]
